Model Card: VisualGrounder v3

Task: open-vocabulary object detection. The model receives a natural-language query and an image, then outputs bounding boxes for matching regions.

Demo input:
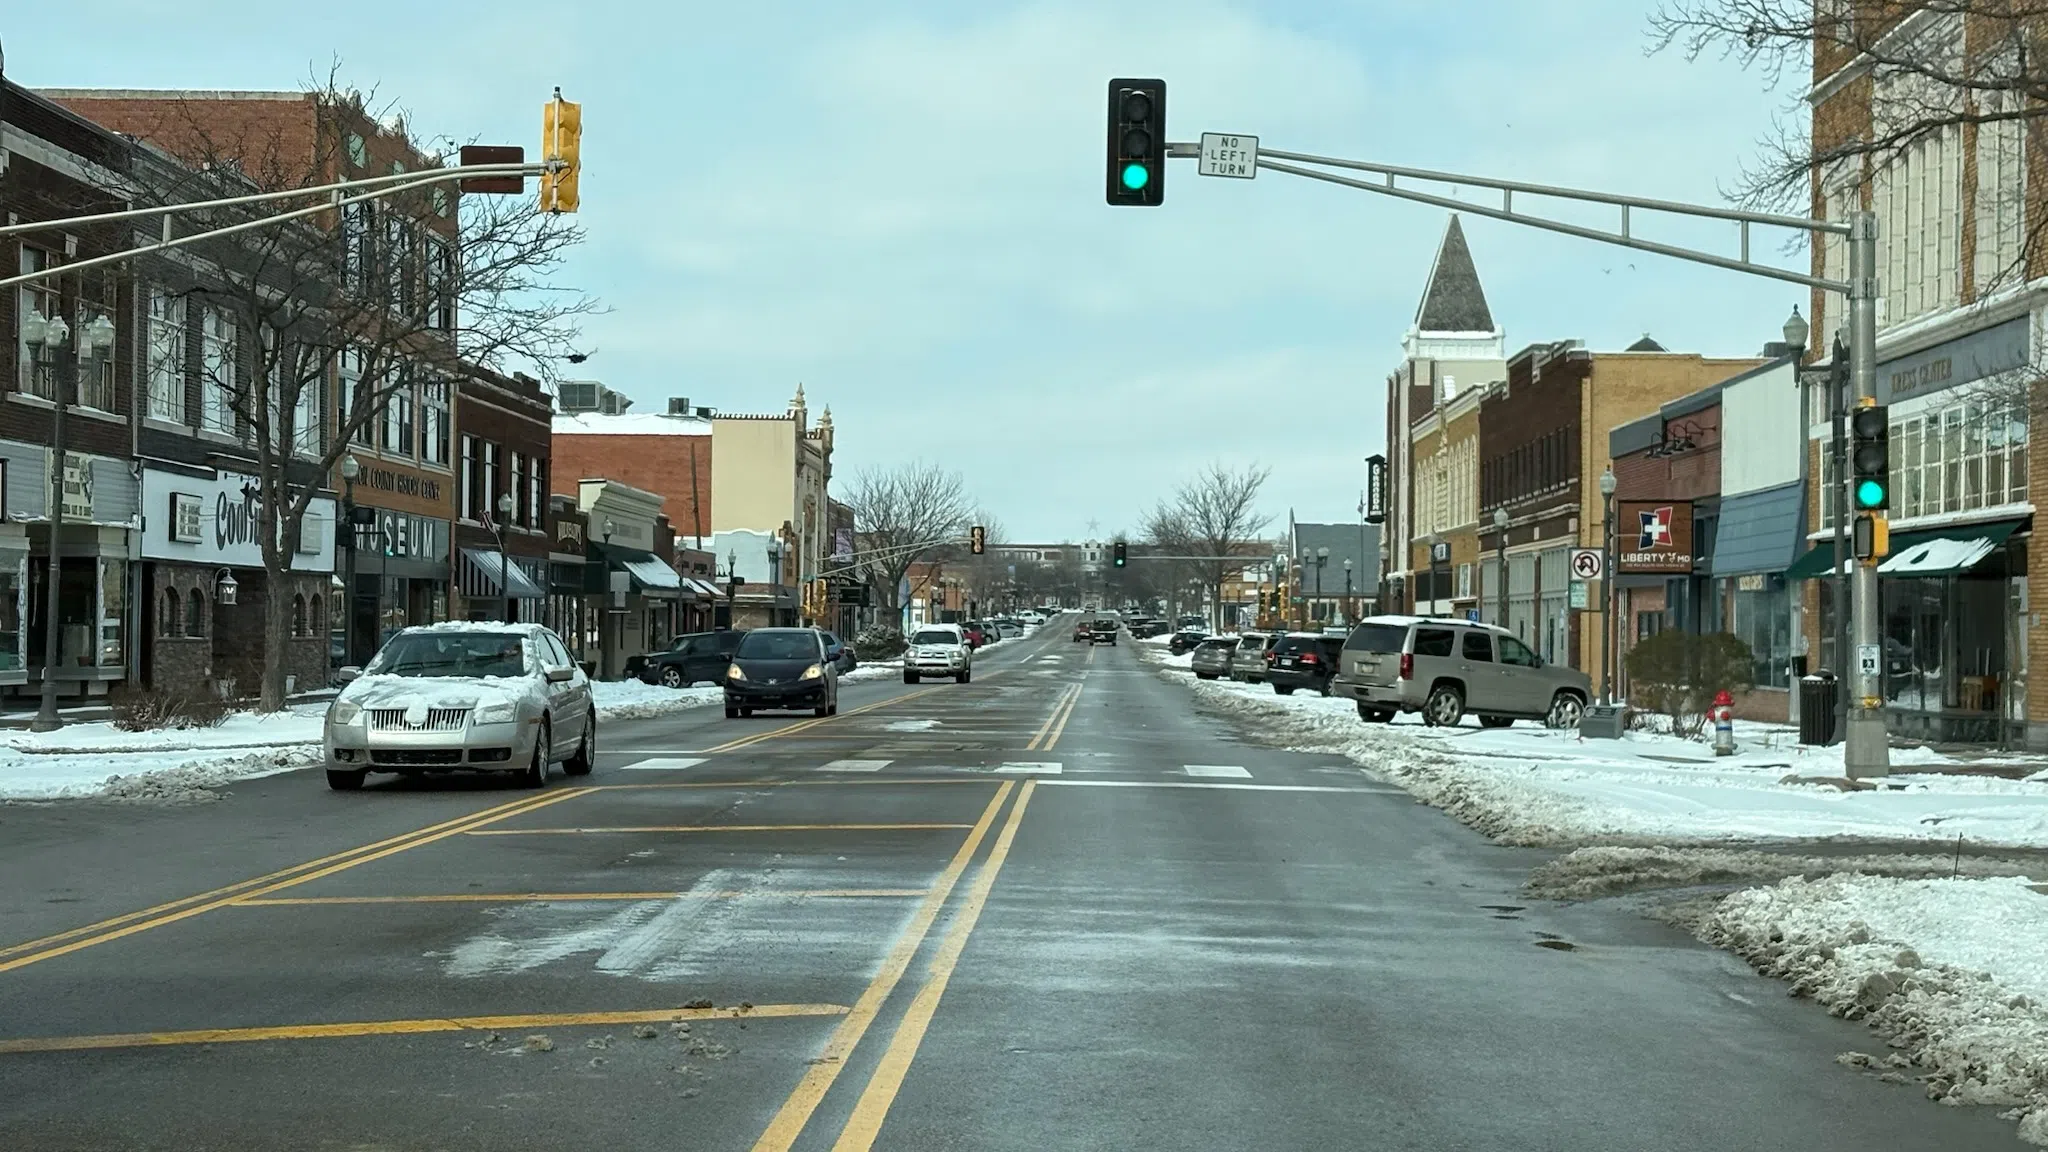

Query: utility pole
[32,314,71,733]
[1841,213,1886,773]
[1828,334,1850,743]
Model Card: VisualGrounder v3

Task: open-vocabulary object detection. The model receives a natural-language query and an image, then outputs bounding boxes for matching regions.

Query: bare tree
[958,510,1012,614]
[1145,462,1271,632]
[843,461,974,615]
[96,75,593,710]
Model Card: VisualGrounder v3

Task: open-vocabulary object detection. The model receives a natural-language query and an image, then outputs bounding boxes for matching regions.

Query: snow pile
[0,706,326,755]
[841,659,906,684]
[1697,874,2048,1143]
[1528,844,2043,901]
[588,680,723,720]
[1155,650,1196,670]
[1144,647,2048,850]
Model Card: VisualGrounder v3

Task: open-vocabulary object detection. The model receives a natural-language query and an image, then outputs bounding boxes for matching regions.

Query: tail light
[1299,652,1319,665]
[1399,653,1414,680]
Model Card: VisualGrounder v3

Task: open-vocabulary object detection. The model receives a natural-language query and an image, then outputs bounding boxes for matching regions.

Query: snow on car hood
[340,674,531,711]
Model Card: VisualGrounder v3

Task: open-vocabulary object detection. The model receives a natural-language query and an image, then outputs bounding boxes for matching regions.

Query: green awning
[1787,519,2023,580]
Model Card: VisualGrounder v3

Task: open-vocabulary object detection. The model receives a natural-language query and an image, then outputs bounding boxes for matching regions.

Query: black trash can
[1799,672,1838,745]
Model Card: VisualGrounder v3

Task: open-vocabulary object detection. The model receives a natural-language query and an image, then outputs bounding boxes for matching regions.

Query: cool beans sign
[139,466,336,570]
[215,487,259,551]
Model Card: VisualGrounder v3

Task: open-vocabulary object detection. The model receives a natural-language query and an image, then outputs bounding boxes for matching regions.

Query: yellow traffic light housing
[541,88,582,214]
[970,525,986,555]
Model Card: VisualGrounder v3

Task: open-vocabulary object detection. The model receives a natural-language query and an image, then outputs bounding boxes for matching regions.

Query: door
[1495,634,1548,716]
[542,632,585,754]
[1458,629,1504,713]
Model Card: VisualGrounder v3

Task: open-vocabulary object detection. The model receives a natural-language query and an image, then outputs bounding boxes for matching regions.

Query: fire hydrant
[1710,689,1736,756]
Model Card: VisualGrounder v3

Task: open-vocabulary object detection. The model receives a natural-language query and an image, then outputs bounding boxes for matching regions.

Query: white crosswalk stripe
[615,757,707,771]
[819,759,893,772]
[996,762,1064,774]
[1184,764,1252,779]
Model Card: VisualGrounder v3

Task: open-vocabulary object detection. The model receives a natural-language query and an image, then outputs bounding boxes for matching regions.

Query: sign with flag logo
[1616,500,1694,574]
[1363,455,1387,524]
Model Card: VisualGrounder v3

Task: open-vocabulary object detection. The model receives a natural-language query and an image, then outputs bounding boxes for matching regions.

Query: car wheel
[563,714,596,775]
[1274,684,1296,696]
[1422,684,1465,728]
[1354,701,1393,723]
[958,669,971,684]
[724,705,739,719]
[740,707,754,718]
[523,723,550,788]
[1318,679,1333,697]
[828,699,839,716]
[814,702,830,717]
[1478,715,1514,729]
[905,671,919,684]
[326,768,366,791]
[1546,691,1586,730]
[659,666,684,689]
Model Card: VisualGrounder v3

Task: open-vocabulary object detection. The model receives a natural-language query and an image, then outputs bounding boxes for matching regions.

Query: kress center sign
[138,466,337,572]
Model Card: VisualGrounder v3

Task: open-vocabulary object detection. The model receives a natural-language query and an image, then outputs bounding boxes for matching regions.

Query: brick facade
[550,431,712,536]
[146,563,326,697]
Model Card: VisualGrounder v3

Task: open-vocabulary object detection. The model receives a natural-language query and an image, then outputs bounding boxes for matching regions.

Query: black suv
[1088,619,1119,646]
[1264,632,1343,696]
[637,629,748,688]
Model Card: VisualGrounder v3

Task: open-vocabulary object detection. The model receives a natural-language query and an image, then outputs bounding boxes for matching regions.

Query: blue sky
[5,1,1806,541]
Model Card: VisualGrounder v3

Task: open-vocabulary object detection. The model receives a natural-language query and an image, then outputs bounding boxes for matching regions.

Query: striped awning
[460,548,546,599]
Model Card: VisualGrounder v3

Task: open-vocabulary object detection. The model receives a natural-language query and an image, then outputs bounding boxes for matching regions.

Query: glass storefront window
[98,558,125,667]
[1728,576,1792,689]
[0,554,21,671]
[1881,576,2008,715]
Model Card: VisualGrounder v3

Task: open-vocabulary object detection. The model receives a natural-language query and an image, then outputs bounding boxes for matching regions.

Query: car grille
[366,707,470,732]
[369,749,464,766]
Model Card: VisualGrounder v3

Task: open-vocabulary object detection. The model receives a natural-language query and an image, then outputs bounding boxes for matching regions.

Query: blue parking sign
[1465,609,1480,622]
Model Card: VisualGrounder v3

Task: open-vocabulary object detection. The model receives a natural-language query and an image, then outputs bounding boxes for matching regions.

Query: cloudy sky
[7,1,1807,541]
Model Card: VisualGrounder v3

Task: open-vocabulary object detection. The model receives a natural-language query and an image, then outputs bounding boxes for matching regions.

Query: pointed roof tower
[1413,215,1494,334]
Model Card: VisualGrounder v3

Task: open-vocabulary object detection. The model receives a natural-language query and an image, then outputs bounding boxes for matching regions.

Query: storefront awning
[1877,519,2023,578]
[686,577,726,599]
[590,542,683,596]
[460,548,546,599]
[1787,519,2023,580]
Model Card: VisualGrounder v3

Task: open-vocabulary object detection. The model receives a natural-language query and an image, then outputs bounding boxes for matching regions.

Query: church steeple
[1413,215,1495,335]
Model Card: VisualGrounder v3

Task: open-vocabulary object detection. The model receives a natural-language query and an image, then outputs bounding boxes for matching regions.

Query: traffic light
[1106,78,1166,207]
[970,525,986,555]
[1113,541,1128,567]
[1849,398,1890,511]
[541,88,582,214]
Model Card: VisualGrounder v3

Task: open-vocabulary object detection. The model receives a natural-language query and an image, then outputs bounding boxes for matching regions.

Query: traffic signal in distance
[970,525,986,555]
[1849,398,1890,511]
[1106,78,1166,207]
[1113,541,1128,567]
[541,88,582,214]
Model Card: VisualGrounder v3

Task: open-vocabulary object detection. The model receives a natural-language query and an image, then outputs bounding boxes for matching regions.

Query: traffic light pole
[1167,140,1889,776]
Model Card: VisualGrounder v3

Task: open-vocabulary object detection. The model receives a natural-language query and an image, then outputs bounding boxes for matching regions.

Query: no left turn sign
[1570,548,1604,580]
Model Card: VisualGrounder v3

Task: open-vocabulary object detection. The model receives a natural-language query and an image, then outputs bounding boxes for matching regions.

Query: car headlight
[800,663,823,681]
[727,663,747,681]
[474,701,518,725]
[330,701,360,726]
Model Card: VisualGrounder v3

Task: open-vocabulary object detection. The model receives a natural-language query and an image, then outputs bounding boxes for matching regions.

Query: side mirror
[336,666,361,684]
[545,665,575,684]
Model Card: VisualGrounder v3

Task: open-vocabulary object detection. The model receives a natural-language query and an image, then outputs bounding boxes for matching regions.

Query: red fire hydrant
[1710,689,1736,756]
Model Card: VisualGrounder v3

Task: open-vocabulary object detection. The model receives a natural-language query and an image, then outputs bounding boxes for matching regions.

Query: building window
[383,214,413,314]
[200,308,238,435]
[1872,19,1963,327]
[293,368,323,458]
[186,588,208,638]
[1974,59,2026,294]
[157,586,182,637]
[1729,575,1792,689]
[337,345,375,446]
[292,594,308,638]
[17,247,56,399]
[311,594,324,638]
[146,289,187,423]
[420,379,450,466]
[511,452,528,527]
[343,202,375,295]
[381,366,415,457]
[76,273,119,413]
[425,236,455,331]
[460,434,478,520]
[1882,395,2029,522]
[529,460,545,529]
[484,441,500,519]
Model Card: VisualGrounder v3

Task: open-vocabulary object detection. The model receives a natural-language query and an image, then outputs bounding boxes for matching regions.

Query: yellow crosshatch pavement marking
[0,1002,851,1055]
[232,889,933,907]
[462,822,975,836]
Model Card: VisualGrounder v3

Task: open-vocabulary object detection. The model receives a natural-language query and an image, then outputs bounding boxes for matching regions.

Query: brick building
[1800,7,2046,746]
[1408,382,1482,616]
[452,365,552,624]
[551,403,714,538]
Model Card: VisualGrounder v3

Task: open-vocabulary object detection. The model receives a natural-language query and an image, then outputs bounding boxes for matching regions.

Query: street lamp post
[1313,546,1329,626]
[495,491,516,622]
[340,456,360,667]
[1427,532,1445,619]
[29,306,115,733]
[1492,506,1510,630]
[1342,558,1353,625]
[1598,467,1618,706]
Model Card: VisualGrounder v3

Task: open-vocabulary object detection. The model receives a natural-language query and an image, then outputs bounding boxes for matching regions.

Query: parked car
[1330,615,1590,728]
[1088,618,1120,645]
[724,627,840,718]
[820,630,857,673]
[636,629,748,688]
[905,624,973,684]
[962,621,990,648]
[1265,632,1344,696]
[324,623,594,791]
[1168,628,1209,656]
[1227,632,1279,682]
[1177,614,1207,631]
[993,618,1024,639]
[1190,636,1237,680]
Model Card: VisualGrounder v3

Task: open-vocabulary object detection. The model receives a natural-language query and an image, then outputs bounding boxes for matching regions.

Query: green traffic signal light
[1121,162,1149,190]
[1855,479,1887,509]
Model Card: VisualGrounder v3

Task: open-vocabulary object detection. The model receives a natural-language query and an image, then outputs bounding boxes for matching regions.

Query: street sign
[1857,643,1881,679]
[1568,579,1588,610]
[1198,133,1257,178]
[1570,548,1604,580]
[1430,541,1450,563]
[1465,609,1480,623]
[1364,455,1387,524]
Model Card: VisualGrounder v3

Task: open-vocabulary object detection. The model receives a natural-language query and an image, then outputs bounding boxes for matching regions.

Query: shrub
[1623,629,1754,741]
[110,686,230,732]
[855,625,908,660]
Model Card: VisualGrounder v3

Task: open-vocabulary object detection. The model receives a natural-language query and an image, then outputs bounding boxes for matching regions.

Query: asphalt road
[0,617,2021,1150]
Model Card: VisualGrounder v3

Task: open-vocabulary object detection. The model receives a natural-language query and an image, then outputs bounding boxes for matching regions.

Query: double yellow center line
[0,787,593,974]
[1025,682,1081,751]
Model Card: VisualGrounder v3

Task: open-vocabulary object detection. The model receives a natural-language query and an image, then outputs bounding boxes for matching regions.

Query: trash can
[1799,672,1838,745]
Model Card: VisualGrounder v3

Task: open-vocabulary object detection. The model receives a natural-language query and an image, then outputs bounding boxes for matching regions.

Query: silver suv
[1331,615,1589,729]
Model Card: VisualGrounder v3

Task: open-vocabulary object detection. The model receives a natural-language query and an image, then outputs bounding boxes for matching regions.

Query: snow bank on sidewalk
[588,679,724,720]
[841,659,906,684]
[1142,645,2048,849]
[1698,874,2048,1143]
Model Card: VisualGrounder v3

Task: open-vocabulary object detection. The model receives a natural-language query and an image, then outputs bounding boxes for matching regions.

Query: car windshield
[370,632,530,679]
[912,630,958,646]
[735,631,820,660]
[1238,636,1265,649]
